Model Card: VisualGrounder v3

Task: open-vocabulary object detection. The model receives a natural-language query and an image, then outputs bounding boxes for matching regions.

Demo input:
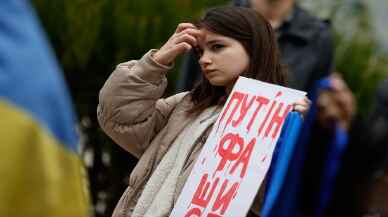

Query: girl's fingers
[175,28,202,38]
[175,23,197,33]
[293,97,311,115]
[293,104,308,113]
[170,42,192,54]
[153,23,198,65]
[174,33,197,47]
[304,97,311,105]
[295,97,310,108]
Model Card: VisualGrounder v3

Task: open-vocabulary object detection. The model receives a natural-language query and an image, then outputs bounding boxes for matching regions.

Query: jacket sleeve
[97,50,187,158]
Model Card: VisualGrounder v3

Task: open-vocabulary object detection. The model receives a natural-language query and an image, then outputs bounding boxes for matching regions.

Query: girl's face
[197,28,250,90]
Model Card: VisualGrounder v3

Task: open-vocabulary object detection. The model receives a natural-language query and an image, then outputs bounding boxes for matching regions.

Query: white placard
[171,77,306,217]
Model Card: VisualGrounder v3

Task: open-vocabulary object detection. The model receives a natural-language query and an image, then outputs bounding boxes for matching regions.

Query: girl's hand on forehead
[152,23,202,66]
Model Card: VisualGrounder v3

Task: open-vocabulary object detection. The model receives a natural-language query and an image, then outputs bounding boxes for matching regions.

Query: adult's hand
[316,73,356,131]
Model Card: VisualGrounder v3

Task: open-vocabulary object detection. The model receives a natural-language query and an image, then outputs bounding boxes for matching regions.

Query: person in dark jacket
[176,0,334,93]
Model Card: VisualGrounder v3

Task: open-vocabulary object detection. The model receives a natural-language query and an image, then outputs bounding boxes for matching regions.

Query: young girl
[98,6,309,217]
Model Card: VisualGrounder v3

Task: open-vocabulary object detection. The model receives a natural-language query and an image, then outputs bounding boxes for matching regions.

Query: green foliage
[333,5,388,113]
[300,0,388,113]
[32,0,227,109]
[335,32,388,113]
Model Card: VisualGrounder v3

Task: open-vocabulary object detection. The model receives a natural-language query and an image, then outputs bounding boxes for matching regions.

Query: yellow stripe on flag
[0,101,90,217]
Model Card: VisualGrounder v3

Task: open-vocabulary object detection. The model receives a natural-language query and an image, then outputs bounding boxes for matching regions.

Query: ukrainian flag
[0,1,90,216]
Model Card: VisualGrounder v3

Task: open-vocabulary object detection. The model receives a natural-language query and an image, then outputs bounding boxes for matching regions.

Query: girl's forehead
[199,28,220,39]
[197,28,230,45]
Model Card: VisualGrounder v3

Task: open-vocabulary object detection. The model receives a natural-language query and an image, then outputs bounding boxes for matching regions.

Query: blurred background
[30,0,388,216]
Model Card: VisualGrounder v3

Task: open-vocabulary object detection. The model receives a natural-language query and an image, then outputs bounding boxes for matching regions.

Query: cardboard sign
[171,77,306,217]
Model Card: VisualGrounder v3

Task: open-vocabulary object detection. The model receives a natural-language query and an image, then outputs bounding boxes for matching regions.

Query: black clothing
[276,5,334,92]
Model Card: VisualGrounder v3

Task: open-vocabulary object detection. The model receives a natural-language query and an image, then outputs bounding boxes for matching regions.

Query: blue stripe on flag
[0,0,78,152]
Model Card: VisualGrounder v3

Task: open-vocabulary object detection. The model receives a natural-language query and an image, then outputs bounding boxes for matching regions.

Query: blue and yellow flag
[0,1,90,216]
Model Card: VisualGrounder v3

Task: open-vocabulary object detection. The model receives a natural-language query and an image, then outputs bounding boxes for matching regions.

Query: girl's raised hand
[152,23,201,66]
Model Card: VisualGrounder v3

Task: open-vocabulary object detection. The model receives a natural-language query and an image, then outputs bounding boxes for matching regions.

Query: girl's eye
[211,44,224,51]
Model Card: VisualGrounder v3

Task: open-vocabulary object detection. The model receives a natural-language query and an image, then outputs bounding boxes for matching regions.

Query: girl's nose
[198,51,212,66]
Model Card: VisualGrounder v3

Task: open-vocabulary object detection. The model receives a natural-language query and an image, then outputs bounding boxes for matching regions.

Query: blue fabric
[261,112,303,217]
[314,114,349,217]
[0,0,79,152]
[300,78,349,217]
